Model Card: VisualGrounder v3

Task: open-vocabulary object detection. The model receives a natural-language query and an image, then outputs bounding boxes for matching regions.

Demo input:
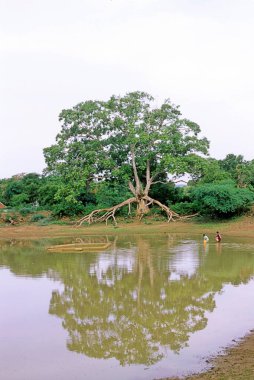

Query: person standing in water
[215,231,222,242]
[203,234,209,242]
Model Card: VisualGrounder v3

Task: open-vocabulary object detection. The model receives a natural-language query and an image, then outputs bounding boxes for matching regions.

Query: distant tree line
[1,92,254,221]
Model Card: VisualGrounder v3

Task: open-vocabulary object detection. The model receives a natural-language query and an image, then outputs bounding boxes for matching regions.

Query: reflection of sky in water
[89,249,136,285]
[155,280,254,379]
[168,240,200,278]
[89,240,202,283]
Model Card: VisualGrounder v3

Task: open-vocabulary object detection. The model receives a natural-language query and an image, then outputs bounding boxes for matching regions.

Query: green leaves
[1,173,42,207]
[44,91,209,187]
[191,183,254,217]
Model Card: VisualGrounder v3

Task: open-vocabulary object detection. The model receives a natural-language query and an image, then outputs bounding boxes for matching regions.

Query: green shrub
[83,203,98,215]
[36,218,68,226]
[51,201,85,217]
[170,202,197,215]
[30,214,45,222]
[149,207,164,215]
[19,206,34,216]
[3,213,18,224]
[11,193,29,207]
[95,182,132,209]
[191,183,254,218]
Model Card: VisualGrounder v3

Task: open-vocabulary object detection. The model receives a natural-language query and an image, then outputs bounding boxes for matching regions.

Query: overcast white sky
[1,0,254,178]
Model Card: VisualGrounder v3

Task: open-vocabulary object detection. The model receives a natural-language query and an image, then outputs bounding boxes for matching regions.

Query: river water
[1,234,254,380]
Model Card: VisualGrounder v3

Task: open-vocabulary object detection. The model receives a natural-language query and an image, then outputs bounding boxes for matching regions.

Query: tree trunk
[75,147,198,226]
[136,198,150,218]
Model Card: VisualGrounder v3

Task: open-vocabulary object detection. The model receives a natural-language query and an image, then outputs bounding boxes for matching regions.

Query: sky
[1,0,254,178]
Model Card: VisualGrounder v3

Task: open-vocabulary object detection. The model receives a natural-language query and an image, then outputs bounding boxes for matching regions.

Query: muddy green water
[1,234,254,380]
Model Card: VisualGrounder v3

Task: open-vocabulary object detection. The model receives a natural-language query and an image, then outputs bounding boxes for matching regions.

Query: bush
[36,218,69,226]
[83,203,98,215]
[2,213,19,224]
[95,182,132,208]
[19,206,34,216]
[30,214,46,222]
[51,201,85,217]
[170,202,197,215]
[11,193,29,207]
[191,183,254,218]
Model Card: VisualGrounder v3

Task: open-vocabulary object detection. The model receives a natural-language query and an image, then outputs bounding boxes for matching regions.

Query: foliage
[0,173,42,207]
[19,206,35,216]
[188,157,230,185]
[191,182,254,217]
[51,200,85,218]
[11,193,30,207]
[30,214,46,222]
[37,177,60,208]
[44,91,209,179]
[170,201,197,215]
[95,181,133,210]
[149,179,179,205]
[219,154,254,188]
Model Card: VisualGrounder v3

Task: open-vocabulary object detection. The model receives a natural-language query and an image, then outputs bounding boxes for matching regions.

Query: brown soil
[1,217,254,379]
[162,331,254,380]
[1,215,254,240]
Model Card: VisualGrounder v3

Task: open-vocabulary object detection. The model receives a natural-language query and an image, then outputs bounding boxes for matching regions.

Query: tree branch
[144,160,152,195]
[128,181,136,196]
[131,145,142,195]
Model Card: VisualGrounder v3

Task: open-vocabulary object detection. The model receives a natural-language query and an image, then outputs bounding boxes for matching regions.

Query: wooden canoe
[47,242,111,253]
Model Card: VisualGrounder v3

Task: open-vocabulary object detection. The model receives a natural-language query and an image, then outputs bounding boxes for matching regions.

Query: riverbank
[162,331,254,380]
[1,215,254,240]
[1,216,254,379]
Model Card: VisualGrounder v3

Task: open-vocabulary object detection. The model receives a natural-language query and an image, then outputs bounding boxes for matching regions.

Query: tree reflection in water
[1,235,254,366]
[48,236,215,366]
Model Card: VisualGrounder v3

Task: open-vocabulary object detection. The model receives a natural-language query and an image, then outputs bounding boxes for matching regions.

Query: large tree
[44,91,209,224]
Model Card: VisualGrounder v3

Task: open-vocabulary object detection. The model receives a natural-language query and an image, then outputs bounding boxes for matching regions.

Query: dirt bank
[1,215,254,240]
[162,331,254,380]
